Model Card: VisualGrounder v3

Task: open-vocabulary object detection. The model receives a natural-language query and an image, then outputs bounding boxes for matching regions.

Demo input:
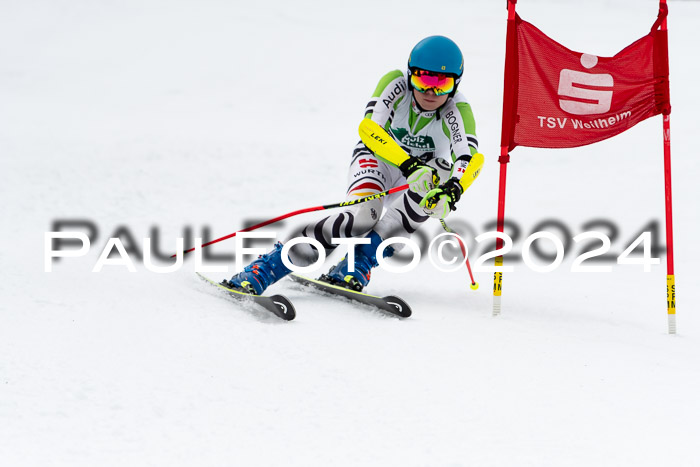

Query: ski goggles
[410,69,456,96]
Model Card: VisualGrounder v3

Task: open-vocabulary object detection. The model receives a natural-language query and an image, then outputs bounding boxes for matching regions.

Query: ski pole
[175,184,409,257]
[440,219,478,290]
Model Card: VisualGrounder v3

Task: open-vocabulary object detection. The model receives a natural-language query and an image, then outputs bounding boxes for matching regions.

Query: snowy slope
[1,1,699,466]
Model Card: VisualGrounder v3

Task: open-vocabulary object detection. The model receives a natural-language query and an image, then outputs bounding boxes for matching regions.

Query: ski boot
[322,231,393,292]
[226,242,292,295]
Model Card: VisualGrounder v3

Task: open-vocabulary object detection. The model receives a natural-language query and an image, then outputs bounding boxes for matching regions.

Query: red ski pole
[440,219,479,290]
[174,184,409,257]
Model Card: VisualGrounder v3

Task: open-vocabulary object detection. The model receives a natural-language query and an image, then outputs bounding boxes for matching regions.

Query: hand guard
[399,156,440,196]
[419,178,463,219]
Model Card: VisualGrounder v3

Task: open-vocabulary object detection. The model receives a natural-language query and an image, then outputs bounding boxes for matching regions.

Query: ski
[196,273,296,321]
[288,273,411,318]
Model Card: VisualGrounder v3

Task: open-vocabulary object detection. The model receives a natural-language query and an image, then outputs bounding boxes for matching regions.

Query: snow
[2,0,699,466]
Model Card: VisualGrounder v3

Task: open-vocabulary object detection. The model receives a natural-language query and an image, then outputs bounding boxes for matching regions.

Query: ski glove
[419,178,463,219]
[399,156,440,196]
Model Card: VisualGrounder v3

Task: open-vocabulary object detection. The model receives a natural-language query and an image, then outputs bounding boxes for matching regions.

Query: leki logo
[371,133,387,145]
[558,54,613,115]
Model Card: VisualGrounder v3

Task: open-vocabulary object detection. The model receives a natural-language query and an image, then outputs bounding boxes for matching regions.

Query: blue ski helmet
[408,35,463,96]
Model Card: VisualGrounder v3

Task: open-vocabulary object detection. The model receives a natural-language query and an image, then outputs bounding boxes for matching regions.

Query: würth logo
[558,54,613,115]
[359,158,379,169]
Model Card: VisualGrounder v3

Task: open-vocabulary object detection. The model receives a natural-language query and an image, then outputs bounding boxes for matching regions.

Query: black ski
[196,273,296,321]
[288,273,411,318]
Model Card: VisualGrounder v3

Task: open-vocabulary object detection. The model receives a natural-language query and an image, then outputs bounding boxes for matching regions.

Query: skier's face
[412,88,448,111]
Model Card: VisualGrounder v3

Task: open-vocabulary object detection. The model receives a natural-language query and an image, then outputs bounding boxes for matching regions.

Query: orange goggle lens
[410,70,455,96]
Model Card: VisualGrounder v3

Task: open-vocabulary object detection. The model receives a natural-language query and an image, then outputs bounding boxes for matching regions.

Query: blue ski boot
[226,242,292,295]
[323,231,394,292]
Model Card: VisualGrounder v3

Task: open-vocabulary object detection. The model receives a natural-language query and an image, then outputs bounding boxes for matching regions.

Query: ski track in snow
[1,1,699,466]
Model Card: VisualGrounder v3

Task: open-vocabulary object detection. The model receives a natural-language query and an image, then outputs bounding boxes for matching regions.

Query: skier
[226,35,482,295]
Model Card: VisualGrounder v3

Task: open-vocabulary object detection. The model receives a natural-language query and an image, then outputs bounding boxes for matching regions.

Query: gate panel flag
[503,10,670,150]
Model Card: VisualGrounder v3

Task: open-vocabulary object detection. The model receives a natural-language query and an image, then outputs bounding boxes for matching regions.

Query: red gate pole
[660,0,676,334]
[664,112,676,334]
[493,0,518,316]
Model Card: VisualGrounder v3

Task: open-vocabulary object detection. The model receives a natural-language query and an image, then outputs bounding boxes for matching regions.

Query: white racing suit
[288,70,479,266]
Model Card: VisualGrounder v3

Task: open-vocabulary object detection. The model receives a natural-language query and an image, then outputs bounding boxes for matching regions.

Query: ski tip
[269,295,296,321]
[383,296,412,318]
[197,272,296,321]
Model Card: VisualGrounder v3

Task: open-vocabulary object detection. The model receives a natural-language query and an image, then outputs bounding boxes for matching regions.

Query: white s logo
[558,54,613,115]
